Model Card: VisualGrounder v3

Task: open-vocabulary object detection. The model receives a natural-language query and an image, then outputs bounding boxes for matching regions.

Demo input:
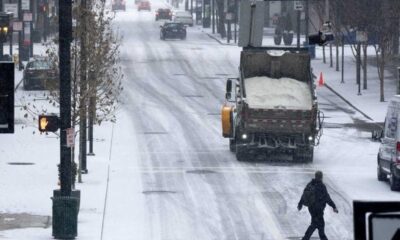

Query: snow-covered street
[0,0,399,239]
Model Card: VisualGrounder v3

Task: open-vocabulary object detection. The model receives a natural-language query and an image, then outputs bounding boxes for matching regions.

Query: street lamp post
[51,0,80,237]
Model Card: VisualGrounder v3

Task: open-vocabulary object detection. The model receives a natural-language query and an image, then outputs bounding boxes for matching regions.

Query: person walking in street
[297,171,338,240]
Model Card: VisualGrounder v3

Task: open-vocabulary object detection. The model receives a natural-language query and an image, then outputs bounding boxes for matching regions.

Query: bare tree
[20,1,123,162]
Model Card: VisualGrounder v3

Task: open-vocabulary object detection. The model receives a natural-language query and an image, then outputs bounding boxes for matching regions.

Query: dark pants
[302,208,328,240]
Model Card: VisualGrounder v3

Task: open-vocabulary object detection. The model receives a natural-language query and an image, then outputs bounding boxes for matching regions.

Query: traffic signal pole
[52,0,79,237]
[58,0,72,199]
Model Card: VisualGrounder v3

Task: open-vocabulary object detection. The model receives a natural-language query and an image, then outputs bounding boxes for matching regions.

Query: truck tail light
[396,142,400,164]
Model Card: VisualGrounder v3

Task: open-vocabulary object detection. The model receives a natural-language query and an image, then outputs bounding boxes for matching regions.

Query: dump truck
[221,47,322,162]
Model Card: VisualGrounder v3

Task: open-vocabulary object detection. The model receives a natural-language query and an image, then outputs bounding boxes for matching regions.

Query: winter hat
[315,171,323,181]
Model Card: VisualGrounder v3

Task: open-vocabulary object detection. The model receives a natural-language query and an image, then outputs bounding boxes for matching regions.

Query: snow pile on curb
[244,76,312,110]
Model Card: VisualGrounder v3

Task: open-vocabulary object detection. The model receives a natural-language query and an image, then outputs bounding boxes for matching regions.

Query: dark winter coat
[298,179,336,212]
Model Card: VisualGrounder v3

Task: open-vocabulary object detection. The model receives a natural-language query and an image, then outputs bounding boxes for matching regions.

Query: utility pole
[52,0,79,237]
[234,0,237,43]
[88,69,95,156]
[18,0,22,63]
[305,0,309,44]
[296,8,300,49]
[356,42,361,95]
[212,0,215,34]
[79,0,88,175]
[341,34,344,83]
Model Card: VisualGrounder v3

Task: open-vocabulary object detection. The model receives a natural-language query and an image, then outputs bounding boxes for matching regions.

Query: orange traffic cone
[318,72,325,86]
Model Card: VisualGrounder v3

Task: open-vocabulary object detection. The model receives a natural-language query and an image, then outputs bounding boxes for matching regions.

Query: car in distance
[173,11,193,26]
[156,8,172,21]
[377,95,400,191]
[160,22,186,40]
[112,0,126,11]
[138,1,151,11]
[23,57,58,91]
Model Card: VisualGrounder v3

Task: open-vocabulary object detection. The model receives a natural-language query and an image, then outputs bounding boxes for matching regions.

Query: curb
[324,83,374,121]
[205,32,236,46]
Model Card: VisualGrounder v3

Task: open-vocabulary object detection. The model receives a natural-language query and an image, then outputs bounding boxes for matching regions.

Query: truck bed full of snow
[244,76,312,110]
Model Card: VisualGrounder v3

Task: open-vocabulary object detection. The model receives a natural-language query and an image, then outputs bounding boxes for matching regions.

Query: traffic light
[0,62,14,134]
[38,115,59,132]
[0,13,10,43]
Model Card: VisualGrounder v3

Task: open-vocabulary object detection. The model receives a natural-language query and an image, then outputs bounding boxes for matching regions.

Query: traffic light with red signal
[38,115,59,132]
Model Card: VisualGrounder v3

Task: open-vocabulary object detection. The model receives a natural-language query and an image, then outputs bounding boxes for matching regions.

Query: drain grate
[173,73,186,76]
[7,162,35,166]
[186,169,217,174]
[207,113,221,116]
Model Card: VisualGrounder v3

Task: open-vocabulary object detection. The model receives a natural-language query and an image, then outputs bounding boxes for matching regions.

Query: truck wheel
[295,147,314,163]
[229,139,236,152]
[390,170,400,191]
[236,145,248,162]
[377,161,387,181]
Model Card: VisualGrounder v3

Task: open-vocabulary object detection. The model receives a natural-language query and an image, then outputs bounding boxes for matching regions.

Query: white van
[377,95,400,191]
[173,11,194,27]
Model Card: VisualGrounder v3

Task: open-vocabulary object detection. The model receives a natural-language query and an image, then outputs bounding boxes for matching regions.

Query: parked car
[156,8,172,21]
[23,57,58,91]
[160,22,186,40]
[112,0,126,11]
[173,11,193,26]
[138,1,151,11]
[377,95,400,191]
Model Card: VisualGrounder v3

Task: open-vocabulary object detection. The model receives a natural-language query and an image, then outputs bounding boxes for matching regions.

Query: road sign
[21,0,30,10]
[3,4,18,18]
[12,21,22,31]
[23,12,32,22]
[66,128,74,148]
[294,1,303,11]
[226,13,233,21]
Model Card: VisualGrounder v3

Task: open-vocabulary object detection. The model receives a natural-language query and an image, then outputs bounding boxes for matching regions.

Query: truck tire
[377,160,387,181]
[229,139,236,152]
[236,145,248,162]
[294,147,314,163]
[390,169,400,191]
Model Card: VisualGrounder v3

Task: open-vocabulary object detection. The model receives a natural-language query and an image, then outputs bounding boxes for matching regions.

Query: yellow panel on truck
[221,105,233,138]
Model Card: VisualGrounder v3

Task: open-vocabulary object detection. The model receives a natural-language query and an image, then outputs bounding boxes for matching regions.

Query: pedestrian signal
[38,115,59,132]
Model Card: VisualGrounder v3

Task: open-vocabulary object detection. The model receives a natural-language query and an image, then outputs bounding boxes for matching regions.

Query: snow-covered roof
[244,76,312,110]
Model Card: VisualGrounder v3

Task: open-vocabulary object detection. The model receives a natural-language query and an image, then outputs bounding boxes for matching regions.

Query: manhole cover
[7,162,35,166]
[186,169,217,174]
[215,73,229,76]
[142,190,177,195]
[200,77,220,80]
[141,131,168,135]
